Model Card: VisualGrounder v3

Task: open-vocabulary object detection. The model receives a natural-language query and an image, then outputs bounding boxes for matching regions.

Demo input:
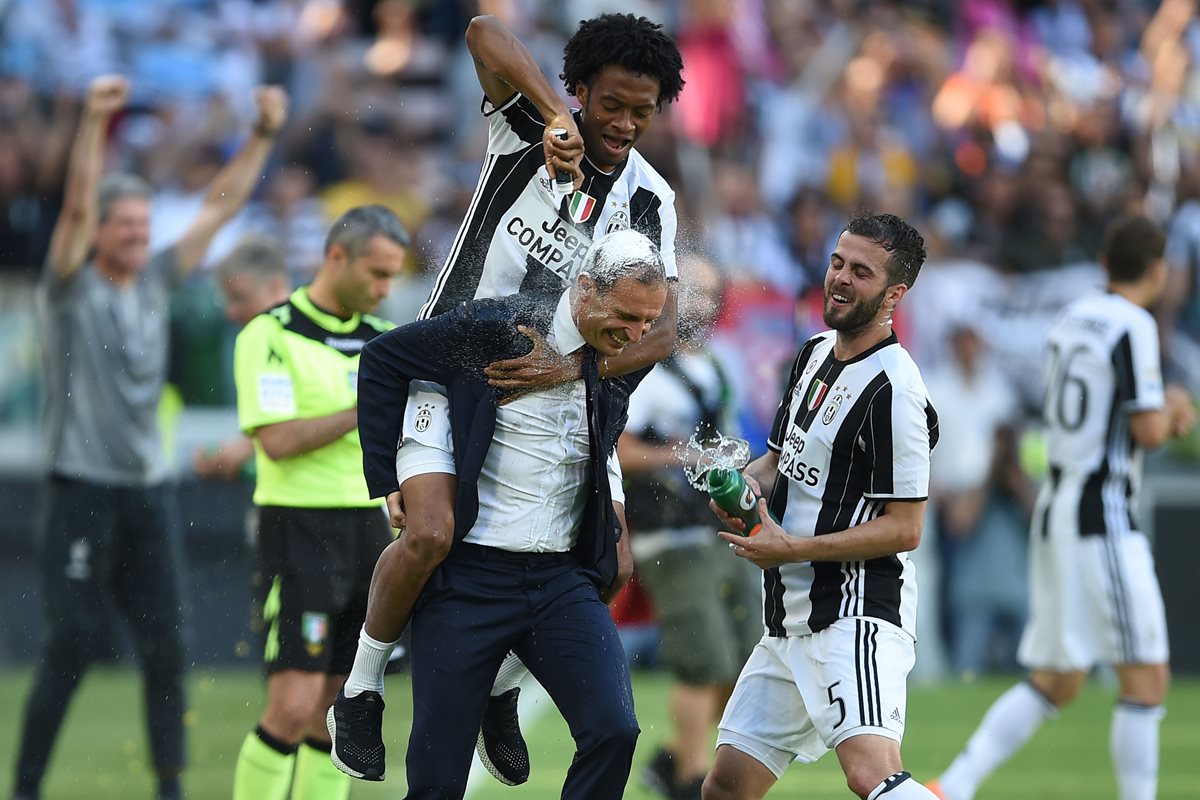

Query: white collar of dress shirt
[551,287,586,355]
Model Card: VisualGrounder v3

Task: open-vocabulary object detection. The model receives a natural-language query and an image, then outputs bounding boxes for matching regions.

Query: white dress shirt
[466,289,622,552]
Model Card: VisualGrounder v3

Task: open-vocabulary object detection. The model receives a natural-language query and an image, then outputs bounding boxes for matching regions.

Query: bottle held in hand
[549,127,574,196]
[707,468,762,536]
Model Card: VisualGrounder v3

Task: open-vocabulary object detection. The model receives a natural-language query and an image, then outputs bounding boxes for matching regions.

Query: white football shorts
[395,381,456,486]
[1018,521,1168,670]
[716,617,914,777]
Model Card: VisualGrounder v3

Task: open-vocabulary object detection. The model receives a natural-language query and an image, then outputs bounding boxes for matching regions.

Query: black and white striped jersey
[1035,292,1164,538]
[763,331,938,638]
[418,93,678,320]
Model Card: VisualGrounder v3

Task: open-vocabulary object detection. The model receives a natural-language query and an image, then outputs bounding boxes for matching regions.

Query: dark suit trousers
[402,542,639,800]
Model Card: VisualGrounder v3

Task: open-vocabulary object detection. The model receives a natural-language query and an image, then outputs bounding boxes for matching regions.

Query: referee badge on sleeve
[258,374,295,415]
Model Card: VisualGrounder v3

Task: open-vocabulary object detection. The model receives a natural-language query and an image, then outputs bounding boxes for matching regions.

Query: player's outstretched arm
[173,86,288,275]
[46,75,129,281]
[466,15,583,186]
[466,15,572,125]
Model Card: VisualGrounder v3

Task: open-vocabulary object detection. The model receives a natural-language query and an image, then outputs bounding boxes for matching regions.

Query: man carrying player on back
[327,12,686,787]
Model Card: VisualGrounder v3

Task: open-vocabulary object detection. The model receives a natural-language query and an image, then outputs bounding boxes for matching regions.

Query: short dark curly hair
[561,14,685,108]
[1103,215,1165,283]
[843,213,928,288]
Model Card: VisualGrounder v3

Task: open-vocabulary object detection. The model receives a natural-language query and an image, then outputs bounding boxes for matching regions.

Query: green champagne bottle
[706,468,762,536]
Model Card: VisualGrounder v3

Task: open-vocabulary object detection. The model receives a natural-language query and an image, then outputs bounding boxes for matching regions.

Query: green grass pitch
[1,668,1197,798]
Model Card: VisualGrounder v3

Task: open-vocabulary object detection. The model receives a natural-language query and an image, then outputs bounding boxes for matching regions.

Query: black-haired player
[328,12,685,788]
[704,213,944,800]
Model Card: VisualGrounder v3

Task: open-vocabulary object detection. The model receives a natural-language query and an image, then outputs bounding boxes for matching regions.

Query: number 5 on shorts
[827,681,846,729]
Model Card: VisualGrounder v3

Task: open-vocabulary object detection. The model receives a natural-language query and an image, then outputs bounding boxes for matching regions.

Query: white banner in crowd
[908,259,1107,412]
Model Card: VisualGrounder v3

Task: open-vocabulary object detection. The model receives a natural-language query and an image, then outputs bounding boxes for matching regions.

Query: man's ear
[326,242,348,271]
[888,283,909,307]
[578,272,596,300]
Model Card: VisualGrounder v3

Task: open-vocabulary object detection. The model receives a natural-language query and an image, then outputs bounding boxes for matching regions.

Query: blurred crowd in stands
[3,0,1200,677]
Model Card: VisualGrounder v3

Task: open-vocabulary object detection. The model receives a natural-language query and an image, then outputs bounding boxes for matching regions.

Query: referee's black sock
[255,724,298,755]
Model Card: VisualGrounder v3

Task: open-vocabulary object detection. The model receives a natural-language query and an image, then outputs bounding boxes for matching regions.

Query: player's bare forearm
[466,15,569,123]
[721,498,925,569]
[599,283,678,378]
[485,325,582,400]
[803,502,925,559]
[254,407,357,461]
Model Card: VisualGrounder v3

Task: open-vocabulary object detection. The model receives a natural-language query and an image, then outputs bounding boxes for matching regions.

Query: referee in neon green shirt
[232,206,409,800]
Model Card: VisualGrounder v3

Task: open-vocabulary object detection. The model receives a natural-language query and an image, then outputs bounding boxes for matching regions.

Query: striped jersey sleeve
[1118,311,1165,412]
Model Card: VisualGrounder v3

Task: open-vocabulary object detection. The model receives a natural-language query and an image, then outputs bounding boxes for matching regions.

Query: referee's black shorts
[255,506,392,675]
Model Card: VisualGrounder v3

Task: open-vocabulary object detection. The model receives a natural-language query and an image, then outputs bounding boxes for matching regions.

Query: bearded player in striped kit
[930,216,1195,800]
[703,214,943,800]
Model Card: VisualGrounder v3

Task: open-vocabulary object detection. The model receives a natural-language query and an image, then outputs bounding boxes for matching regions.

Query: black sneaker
[475,687,530,785]
[326,688,386,781]
[642,747,677,798]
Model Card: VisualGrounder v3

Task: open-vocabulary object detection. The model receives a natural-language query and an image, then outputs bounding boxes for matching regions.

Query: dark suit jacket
[357,291,643,588]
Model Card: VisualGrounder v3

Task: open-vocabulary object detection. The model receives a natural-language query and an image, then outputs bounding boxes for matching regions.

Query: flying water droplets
[681,431,751,490]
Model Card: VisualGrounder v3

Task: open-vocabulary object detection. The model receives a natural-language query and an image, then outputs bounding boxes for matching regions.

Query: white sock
[1110,701,1163,800]
[939,682,1056,800]
[490,651,529,697]
[867,772,940,799]
[342,627,398,698]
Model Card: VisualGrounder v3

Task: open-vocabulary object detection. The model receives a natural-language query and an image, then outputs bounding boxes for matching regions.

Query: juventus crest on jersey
[764,331,939,638]
[1036,292,1165,538]
[419,93,678,320]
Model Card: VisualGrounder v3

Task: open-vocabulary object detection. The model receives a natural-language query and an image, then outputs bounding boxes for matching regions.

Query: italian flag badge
[568,191,597,224]
[806,378,829,411]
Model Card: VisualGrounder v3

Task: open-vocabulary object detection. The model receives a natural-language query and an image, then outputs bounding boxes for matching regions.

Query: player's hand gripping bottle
[706,468,763,536]
[549,128,574,196]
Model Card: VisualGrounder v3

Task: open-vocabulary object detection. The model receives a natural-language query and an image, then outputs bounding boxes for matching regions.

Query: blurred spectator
[826,58,920,215]
[673,0,747,149]
[1,0,119,93]
[705,158,798,294]
[151,142,248,266]
[240,162,330,284]
[782,187,839,294]
[925,324,1031,676]
[321,118,431,233]
[1160,160,1200,387]
[193,235,292,482]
